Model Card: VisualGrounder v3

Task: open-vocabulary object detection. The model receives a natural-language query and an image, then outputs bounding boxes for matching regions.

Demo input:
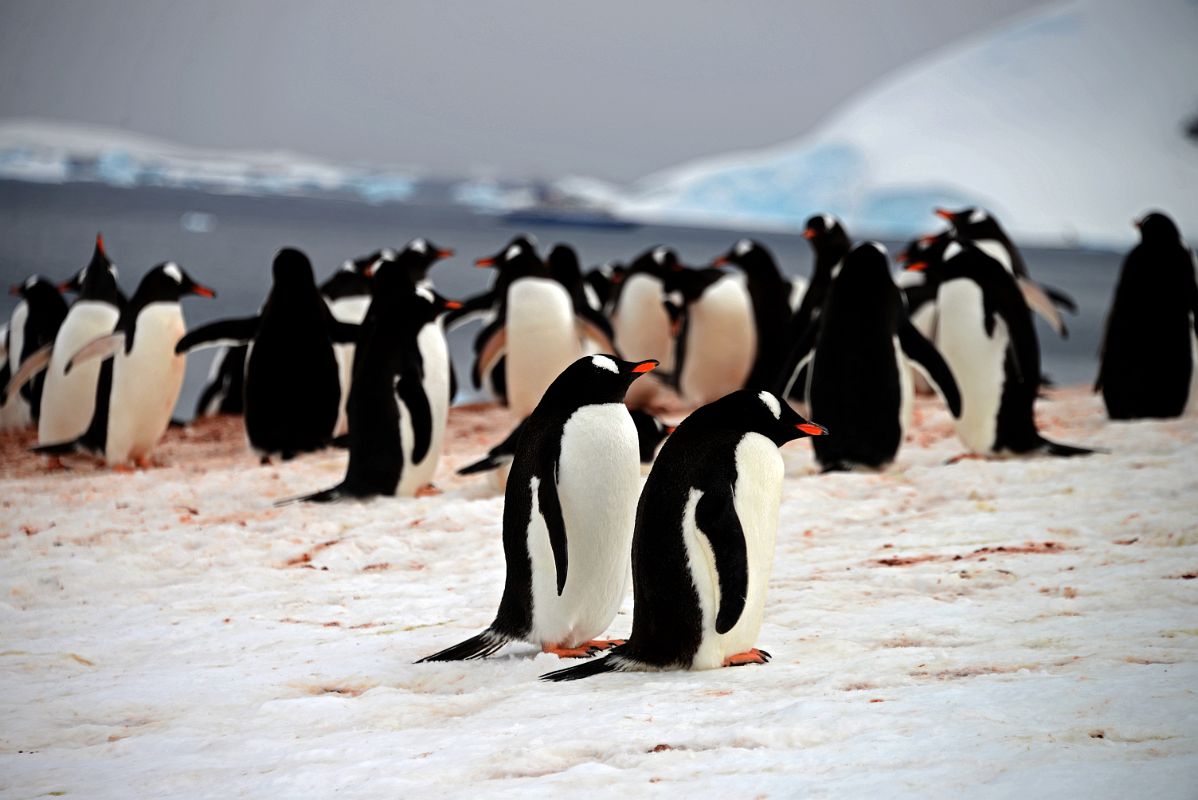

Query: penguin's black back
[246,250,341,457]
[1098,215,1197,419]
[15,278,69,418]
[808,247,904,469]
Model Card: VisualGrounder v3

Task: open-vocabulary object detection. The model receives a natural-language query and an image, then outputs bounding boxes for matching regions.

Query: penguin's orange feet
[415,483,442,498]
[111,463,136,474]
[723,648,771,667]
[581,639,625,651]
[134,455,156,470]
[542,643,601,659]
[945,452,985,465]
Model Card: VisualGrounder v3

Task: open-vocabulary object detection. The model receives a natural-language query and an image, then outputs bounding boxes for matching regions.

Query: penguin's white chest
[685,433,783,670]
[39,301,120,444]
[1,304,32,428]
[328,295,371,437]
[936,279,1007,454]
[527,404,641,648]
[680,277,756,404]
[506,279,581,418]
[396,320,451,496]
[613,274,673,366]
[105,304,187,464]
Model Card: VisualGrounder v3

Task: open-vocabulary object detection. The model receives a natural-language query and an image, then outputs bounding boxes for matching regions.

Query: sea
[0,180,1123,419]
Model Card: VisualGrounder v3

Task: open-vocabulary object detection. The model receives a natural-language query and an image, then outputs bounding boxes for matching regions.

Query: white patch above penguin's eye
[408,238,428,254]
[868,242,888,256]
[968,208,987,224]
[24,276,37,289]
[758,390,781,419]
[591,355,619,374]
[652,246,669,264]
[380,247,397,261]
[163,263,183,284]
[109,265,118,278]
[415,286,435,304]
[504,244,522,261]
[734,239,753,257]
[822,213,835,230]
[943,241,964,262]
[340,259,355,273]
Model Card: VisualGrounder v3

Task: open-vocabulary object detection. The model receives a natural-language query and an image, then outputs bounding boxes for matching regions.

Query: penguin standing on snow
[665,265,755,405]
[20,236,123,464]
[0,277,68,429]
[906,240,1092,458]
[1096,212,1198,419]
[806,243,961,472]
[288,255,460,502]
[175,248,359,462]
[774,215,851,401]
[419,355,658,662]
[933,207,1076,337]
[29,263,216,468]
[712,239,795,389]
[542,389,827,681]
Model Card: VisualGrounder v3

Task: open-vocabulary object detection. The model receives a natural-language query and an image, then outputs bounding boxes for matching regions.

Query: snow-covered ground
[1,389,1196,798]
[617,0,1198,248]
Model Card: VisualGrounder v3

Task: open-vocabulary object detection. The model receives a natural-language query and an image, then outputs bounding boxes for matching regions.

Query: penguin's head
[10,275,61,303]
[683,389,828,446]
[802,214,850,255]
[837,242,894,285]
[902,233,959,274]
[138,262,216,303]
[475,235,544,279]
[537,354,658,411]
[1135,211,1181,243]
[271,247,317,288]
[628,409,671,464]
[546,244,583,285]
[712,238,775,274]
[663,265,724,303]
[395,237,455,283]
[62,233,120,301]
[935,206,1003,240]
[628,246,682,279]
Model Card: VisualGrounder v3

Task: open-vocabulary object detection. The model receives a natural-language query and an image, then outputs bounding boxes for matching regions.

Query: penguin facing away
[712,238,793,390]
[541,389,827,681]
[419,355,658,662]
[806,243,961,472]
[908,240,1092,458]
[176,248,360,461]
[31,235,124,458]
[287,255,460,502]
[1096,212,1198,419]
[1,277,68,428]
[32,263,215,467]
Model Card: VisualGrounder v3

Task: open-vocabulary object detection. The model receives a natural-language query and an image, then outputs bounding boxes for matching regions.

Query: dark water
[0,180,1122,418]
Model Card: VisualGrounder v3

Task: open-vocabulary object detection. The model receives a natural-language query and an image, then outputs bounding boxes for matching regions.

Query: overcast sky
[0,0,1047,183]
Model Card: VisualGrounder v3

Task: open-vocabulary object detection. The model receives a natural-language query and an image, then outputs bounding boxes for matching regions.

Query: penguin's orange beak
[712,255,730,267]
[664,425,677,435]
[934,208,954,221]
[437,249,455,260]
[905,262,929,272]
[9,284,20,296]
[802,229,817,240]
[95,233,106,255]
[191,284,216,298]
[919,235,938,246]
[475,256,496,268]
[444,299,463,310]
[797,422,827,436]
[631,360,658,374]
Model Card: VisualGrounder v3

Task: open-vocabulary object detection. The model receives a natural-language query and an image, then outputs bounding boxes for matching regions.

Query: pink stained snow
[1,389,1196,798]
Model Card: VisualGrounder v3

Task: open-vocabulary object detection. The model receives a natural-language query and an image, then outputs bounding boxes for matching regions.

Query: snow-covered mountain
[617,0,1198,247]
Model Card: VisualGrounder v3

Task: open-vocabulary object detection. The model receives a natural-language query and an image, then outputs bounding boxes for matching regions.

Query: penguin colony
[2,208,1195,679]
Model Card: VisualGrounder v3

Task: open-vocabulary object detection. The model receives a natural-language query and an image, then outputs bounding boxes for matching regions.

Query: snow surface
[2,390,1197,798]
[617,0,1198,248]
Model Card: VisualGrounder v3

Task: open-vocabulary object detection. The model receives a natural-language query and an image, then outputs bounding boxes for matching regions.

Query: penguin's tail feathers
[457,455,505,476]
[274,484,348,506]
[417,629,509,663]
[540,653,629,682]
[30,439,80,456]
[1039,438,1101,458]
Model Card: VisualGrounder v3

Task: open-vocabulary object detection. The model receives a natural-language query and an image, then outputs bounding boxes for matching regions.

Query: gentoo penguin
[287,255,459,501]
[583,261,626,317]
[774,215,851,401]
[29,235,123,462]
[712,239,795,389]
[546,243,617,350]
[806,243,961,471]
[1096,212,1198,419]
[908,240,1092,458]
[458,408,671,482]
[610,246,680,408]
[31,263,215,467]
[445,235,541,405]
[474,238,589,418]
[419,354,658,662]
[0,277,68,428]
[175,248,359,461]
[664,266,755,405]
[541,389,827,681]
[933,207,1076,337]
[194,344,246,417]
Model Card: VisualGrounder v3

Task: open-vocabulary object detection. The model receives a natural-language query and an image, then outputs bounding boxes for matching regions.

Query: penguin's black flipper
[898,319,962,418]
[443,291,494,330]
[1043,285,1078,314]
[2,342,52,402]
[397,369,433,465]
[536,442,569,596]
[30,439,80,456]
[1039,438,1097,458]
[696,490,749,636]
[457,419,525,476]
[540,654,625,682]
[175,316,260,355]
[417,629,509,662]
[325,318,361,344]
